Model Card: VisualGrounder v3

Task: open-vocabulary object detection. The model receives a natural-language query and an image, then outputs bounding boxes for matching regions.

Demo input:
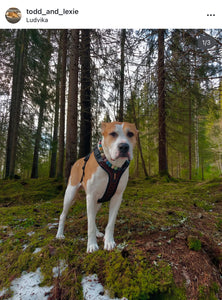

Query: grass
[0,177,222,299]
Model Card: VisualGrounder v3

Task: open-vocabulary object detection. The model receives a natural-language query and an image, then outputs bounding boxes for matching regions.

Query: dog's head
[101,122,138,164]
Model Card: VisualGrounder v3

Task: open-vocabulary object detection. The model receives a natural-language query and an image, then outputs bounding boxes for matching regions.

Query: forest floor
[0,177,222,299]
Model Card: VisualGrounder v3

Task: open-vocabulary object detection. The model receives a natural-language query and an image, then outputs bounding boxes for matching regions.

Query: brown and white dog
[56,122,138,253]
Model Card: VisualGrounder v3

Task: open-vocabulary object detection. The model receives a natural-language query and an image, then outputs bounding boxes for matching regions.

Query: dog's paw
[96,230,104,238]
[87,243,99,253]
[56,233,65,239]
[104,240,116,251]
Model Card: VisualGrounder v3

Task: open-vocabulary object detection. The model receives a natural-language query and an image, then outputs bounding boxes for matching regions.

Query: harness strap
[80,147,130,203]
[94,147,130,203]
[80,153,90,183]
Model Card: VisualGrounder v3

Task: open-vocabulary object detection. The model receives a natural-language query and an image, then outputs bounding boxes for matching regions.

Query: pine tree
[119,29,126,121]
[57,29,68,178]
[65,29,79,181]
[5,30,28,178]
[158,29,168,176]
[30,30,52,178]
[79,29,91,158]
[49,32,62,178]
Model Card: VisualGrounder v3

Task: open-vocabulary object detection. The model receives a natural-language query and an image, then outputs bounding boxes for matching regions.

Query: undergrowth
[82,248,182,299]
[0,178,222,299]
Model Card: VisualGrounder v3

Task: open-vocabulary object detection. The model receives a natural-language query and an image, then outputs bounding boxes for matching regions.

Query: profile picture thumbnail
[5,7,22,24]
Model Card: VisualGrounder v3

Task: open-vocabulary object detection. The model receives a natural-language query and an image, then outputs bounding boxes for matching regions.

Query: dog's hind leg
[56,183,80,239]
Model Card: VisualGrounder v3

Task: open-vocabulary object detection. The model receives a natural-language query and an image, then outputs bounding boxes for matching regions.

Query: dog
[56,121,138,253]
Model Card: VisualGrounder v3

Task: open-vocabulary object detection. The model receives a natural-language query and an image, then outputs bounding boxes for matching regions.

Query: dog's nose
[118,143,129,153]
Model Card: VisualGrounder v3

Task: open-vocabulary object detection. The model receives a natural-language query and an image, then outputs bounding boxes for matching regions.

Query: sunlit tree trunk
[31,103,44,178]
[130,91,148,177]
[49,35,62,178]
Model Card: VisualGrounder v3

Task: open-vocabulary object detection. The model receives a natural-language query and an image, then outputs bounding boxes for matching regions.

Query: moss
[149,285,186,299]
[83,247,174,299]
[215,218,222,231]
[198,282,220,300]
[187,236,202,251]
[1,178,222,299]
[0,178,64,205]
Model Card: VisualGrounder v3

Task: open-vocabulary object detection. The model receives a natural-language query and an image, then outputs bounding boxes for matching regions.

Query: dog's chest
[86,166,129,200]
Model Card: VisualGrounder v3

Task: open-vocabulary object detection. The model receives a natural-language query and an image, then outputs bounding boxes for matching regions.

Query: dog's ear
[101,122,107,134]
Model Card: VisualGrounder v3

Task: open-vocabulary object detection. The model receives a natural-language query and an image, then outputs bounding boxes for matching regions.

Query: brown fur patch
[69,152,99,191]
[69,158,85,186]
[82,152,99,190]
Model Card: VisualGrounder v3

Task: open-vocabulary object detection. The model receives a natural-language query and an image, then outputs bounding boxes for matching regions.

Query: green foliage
[187,236,202,251]
[198,282,220,300]
[216,218,222,231]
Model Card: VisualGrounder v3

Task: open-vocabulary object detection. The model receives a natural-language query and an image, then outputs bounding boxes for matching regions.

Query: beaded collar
[98,140,129,171]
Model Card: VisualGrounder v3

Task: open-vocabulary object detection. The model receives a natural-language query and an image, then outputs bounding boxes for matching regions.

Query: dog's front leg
[104,193,123,251]
[87,195,99,253]
[96,203,104,238]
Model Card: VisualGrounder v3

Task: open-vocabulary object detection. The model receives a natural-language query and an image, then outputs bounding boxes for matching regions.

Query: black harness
[80,147,130,203]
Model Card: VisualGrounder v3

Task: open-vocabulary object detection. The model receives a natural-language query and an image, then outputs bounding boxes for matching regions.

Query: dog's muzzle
[118,143,130,158]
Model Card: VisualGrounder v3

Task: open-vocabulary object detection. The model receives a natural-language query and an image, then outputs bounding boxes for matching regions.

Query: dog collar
[94,143,130,203]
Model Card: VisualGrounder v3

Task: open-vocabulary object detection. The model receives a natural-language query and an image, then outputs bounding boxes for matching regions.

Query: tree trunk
[65,29,79,181]
[158,29,168,176]
[79,29,91,158]
[119,29,126,122]
[31,104,44,178]
[49,35,62,178]
[194,109,199,176]
[134,147,139,177]
[201,158,204,181]
[57,29,68,178]
[177,152,181,178]
[30,30,51,179]
[5,30,27,178]
[188,95,192,180]
[130,91,148,178]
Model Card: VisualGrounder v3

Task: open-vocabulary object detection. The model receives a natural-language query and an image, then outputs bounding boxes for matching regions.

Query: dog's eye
[109,132,118,138]
[127,131,134,138]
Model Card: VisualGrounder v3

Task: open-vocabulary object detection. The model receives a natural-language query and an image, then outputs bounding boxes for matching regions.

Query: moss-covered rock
[83,247,178,299]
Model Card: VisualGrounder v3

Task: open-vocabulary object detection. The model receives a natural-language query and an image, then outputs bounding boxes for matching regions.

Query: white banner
[0,0,221,29]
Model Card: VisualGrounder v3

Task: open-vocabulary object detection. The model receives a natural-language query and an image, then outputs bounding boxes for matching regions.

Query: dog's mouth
[112,152,130,161]
[119,153,130,159]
